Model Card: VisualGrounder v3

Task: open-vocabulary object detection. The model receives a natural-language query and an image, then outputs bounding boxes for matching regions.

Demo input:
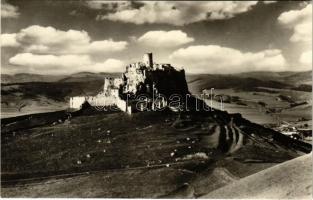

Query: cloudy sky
[1,0,312,75]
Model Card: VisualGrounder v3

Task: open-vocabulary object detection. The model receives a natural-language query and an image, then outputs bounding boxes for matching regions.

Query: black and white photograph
[1,0,312,198]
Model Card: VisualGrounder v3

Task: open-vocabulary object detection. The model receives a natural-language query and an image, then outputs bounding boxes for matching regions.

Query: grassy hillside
[1,108,310,197]
[186,70,312,94]
[1,73,66,84]
[186,74,291,94]
[185,71,312,126]
[1,72,122,84]
[201,153,312,199]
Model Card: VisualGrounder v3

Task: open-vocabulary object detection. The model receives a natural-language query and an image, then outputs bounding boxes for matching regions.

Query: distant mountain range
[186,71,312,93]
[1,72,122,84]
[2,70,311,87]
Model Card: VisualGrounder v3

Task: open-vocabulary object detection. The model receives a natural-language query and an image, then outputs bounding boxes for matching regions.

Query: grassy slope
[1,108,310,197]
[186,71,312,94]
[201,153,312,199]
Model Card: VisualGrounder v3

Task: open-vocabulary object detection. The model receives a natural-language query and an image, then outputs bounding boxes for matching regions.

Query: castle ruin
[69,53,189,114]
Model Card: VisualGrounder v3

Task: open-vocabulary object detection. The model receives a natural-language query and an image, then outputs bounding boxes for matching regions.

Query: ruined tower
[103,78,111,93]
[143,53,153,67]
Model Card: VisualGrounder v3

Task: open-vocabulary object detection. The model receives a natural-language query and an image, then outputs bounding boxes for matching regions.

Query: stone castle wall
[69,95,129,113]
[70,96,86,109]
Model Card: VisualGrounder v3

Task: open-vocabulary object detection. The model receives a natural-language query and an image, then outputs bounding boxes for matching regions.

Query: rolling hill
[1,72,122,84]
[186,70,312,94]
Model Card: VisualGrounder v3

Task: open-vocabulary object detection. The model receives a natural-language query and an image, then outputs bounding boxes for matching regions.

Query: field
[186,71,312,125]
[201,88,311,125]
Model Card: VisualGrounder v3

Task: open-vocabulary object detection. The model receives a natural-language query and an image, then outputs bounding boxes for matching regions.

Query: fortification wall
[70,97,86,109]
[87,95,116,106]
[143,53,153,67]
[123,65,146,94]
[115,97,127,112]
[69,94,129,113]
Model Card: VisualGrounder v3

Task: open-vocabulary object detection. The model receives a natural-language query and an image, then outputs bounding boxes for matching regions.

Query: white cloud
[1,33,20,47]
[86,1,131,10]
[137,30,194,47]
[278,4,312,43]
[95,1,258,25]
[1,1,19,18]
[87,40,128,53]
[17,25,90,47]
[8,53,125,74]
[4,26,128,74]
[9,53,92,68]
[262,1,277,4]
[89,59,125,73]
[278,4,312,71]
[169,45,288,74]
[3,25,128,54]
[299,50,312,67]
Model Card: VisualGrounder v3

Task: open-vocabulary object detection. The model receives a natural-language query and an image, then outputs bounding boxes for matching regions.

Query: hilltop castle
[69,53,189,114]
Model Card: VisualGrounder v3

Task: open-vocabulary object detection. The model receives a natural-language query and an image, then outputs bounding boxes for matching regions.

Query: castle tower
[104,78,110,93]
[143,53,153,67]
